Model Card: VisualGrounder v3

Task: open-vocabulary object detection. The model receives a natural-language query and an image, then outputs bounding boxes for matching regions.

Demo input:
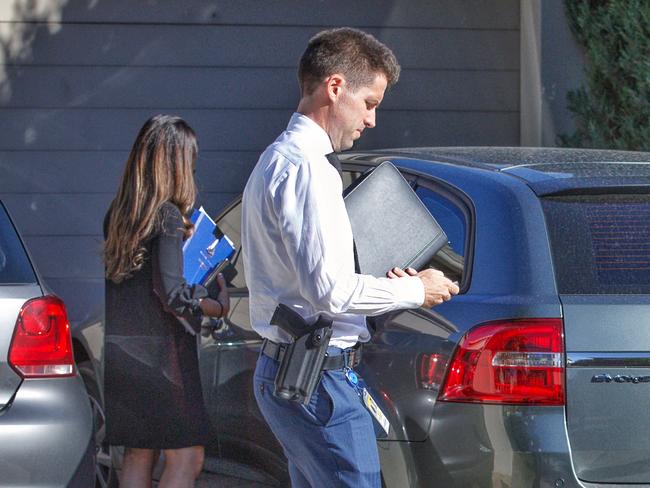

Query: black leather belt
[261,339,361,370]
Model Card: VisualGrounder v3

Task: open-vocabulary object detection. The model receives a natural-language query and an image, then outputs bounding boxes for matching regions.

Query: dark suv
[81,147,650,486]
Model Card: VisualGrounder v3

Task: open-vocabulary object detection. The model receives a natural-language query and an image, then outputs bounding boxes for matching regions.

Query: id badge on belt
[344,368,390,437]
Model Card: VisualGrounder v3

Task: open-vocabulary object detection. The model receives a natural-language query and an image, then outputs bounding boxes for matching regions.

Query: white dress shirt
[241,113,424,348]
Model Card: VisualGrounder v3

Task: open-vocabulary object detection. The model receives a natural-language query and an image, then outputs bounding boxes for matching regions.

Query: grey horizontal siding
[0,108,292,151]
[360,111,519,148]
[0,0,519,29]
[2,194,113,236]
[0,151,258,193]
[0,108,517,152]
[3,66,519,112]
[5,24,518,70]
[24,235,104,279]
[1,192,239,237]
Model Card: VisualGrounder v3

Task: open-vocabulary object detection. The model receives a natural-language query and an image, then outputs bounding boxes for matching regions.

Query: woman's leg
[159,446,204,488]
[120,448,157,488]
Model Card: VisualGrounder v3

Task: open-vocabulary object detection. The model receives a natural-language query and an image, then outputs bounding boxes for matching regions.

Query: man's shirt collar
[286,112,334,156]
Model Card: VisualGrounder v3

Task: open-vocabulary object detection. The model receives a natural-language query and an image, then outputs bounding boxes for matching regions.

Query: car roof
[343,147,650,195]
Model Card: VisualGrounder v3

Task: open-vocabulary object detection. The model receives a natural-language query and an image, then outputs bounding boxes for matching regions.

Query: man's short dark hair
[298,27,401,95]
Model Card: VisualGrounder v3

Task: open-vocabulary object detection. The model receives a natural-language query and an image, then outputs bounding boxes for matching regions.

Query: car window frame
[212,196,248,295]
[412,176,474,294]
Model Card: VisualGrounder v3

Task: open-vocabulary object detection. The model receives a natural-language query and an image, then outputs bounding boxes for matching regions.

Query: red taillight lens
[417,353,448,389]
[439,319,564,405]
[9,296,75,378]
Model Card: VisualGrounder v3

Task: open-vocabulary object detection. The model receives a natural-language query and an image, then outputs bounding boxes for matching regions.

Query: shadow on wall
[0,0,68,104]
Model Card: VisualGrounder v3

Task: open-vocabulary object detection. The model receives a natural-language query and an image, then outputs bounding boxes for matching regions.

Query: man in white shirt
[242,28,459,487]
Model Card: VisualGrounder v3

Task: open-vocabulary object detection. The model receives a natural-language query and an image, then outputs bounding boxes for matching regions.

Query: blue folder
[182,207,236,285]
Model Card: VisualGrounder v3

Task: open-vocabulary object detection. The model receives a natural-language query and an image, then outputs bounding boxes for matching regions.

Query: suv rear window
[0,203,37,284]
[543,194,650,294]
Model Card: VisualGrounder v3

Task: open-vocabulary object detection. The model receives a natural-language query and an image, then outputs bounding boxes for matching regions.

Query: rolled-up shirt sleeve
[152,204,208,331]
[272,158,424,317]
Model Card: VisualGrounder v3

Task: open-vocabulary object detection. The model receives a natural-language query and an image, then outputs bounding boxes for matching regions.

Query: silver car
[0,200,94,487]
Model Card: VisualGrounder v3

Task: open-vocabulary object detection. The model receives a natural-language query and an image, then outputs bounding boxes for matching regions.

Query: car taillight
[9,296,75,378]
[439,319,564,405]
[417,353,448,389]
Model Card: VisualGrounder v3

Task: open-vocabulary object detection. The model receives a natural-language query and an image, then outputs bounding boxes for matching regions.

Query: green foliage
[561,0,650,149]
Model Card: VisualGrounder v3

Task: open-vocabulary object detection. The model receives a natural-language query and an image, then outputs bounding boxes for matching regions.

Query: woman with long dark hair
[103,114,228,487]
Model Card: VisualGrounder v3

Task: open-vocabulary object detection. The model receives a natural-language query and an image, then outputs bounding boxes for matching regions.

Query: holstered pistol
[270,304,333,405]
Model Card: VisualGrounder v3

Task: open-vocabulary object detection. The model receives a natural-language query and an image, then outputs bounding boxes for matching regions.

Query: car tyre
[79,361,118,488]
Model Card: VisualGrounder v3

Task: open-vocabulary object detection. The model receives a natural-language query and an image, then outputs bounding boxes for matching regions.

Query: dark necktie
[325,152,360,274]
[326,152,343,176]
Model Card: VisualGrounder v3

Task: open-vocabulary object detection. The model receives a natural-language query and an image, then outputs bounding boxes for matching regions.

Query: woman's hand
[199,273,230,318]
[215,273,230,317]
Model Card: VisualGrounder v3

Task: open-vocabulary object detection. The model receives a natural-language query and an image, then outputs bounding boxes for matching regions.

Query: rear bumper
[380,402,587,488]
[0,375,94,487]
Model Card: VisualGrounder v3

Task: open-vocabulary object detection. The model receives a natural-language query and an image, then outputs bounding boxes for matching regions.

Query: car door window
[414,185,468,286]
[341,169,364,188]
[211,200,262,338]
[215,200,246,289]
[415,187,466,256]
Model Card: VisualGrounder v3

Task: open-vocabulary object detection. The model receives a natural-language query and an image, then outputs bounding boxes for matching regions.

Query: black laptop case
[344,161,449,277]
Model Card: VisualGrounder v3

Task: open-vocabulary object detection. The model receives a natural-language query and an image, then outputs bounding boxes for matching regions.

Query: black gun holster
[270,304,333,405]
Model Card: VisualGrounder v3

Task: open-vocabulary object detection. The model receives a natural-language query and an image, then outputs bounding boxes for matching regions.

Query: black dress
[104,202,211,449]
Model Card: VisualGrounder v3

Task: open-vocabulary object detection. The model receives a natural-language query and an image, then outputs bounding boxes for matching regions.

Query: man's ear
[325,73,346,102]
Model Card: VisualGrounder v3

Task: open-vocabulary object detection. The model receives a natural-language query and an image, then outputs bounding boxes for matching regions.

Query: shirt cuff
[390,275,425,308]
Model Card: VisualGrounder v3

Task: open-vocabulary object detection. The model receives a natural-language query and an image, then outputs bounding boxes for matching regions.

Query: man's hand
[388,267,459,308]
